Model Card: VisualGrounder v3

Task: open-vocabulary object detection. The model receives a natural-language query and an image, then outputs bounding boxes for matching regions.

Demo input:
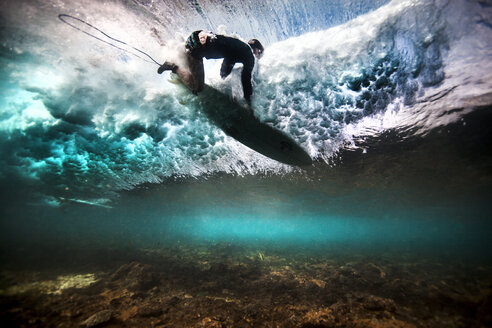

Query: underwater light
[0,274,97,296]
[166,214,375,243]
[156,211,466,247]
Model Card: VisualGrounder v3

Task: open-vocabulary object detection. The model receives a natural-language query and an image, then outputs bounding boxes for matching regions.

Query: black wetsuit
[187,32,255,100]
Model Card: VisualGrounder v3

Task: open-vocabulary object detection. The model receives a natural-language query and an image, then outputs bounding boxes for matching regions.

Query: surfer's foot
[245,98,255,116]
[157,62,177,74]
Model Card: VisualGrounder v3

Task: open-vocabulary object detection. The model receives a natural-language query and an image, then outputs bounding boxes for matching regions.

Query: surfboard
[195,85,312,166]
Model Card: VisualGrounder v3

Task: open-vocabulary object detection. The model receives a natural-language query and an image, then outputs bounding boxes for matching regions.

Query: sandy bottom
[1,243,491,327]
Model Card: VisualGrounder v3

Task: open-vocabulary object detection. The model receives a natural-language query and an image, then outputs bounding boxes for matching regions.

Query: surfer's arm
[220,58,234,79]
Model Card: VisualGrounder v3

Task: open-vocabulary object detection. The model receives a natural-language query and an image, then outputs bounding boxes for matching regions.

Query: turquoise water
[0,0,491,268]
[1,2,491,326]
[2,112,491,265]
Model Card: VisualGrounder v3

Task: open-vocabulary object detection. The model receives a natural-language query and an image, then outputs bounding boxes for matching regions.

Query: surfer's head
[248,39,264,58]
[185,31,201,52]
[198,31,209,45]
[186,30,216,53]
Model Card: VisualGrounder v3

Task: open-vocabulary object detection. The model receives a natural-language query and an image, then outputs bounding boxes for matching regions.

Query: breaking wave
[0,0,491,202]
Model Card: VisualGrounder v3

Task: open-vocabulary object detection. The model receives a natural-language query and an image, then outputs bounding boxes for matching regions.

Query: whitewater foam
[0,0,490,202]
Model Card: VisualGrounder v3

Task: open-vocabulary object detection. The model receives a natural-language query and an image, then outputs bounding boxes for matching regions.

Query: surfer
[158,30,264,104]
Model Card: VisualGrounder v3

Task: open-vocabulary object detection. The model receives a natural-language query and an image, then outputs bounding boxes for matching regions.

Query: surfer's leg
[171,55,204,94]
[241,57,254,102]
[220,58,234,79]
[187,54,204,94]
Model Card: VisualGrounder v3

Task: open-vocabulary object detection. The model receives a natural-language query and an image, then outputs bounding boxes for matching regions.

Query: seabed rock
[110,262,159,292]
[1,244,491,327]
[80,310,112,327]
[361,295,397,312]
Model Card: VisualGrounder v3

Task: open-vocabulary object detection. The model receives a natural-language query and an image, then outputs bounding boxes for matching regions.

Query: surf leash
[58,14,161,66]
